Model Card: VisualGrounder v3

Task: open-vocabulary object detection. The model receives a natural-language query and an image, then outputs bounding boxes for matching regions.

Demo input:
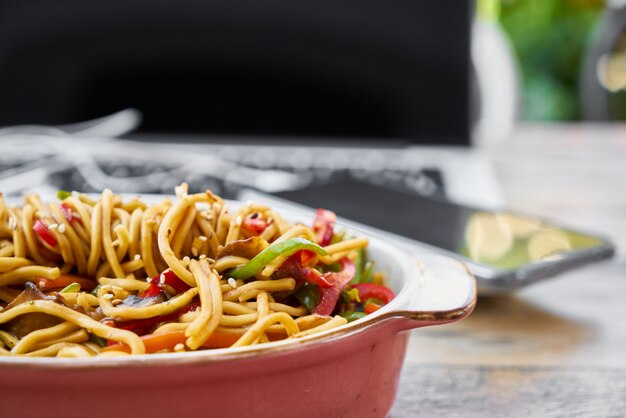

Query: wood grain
[393,123,626,417]
[391,364,626,418]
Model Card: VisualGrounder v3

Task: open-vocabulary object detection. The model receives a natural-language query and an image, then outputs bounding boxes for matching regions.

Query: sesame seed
[103,293,113,300]
[198,235,208,242]
[199,255,207,260]
[183,256,190,264]
[111,299,123,306]
[228,278,237,289]
[174,343,185,352]
[58,223,66,233]
[134,254,141,261]
[191,247,198,257]
[159,274,166,285]
[48,223,58,230]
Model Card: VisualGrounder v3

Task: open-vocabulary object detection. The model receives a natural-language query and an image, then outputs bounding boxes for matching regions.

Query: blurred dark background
[0,0,471,144]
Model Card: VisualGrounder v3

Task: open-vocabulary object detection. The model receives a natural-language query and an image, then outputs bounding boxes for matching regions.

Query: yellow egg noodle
[0,185,373,357]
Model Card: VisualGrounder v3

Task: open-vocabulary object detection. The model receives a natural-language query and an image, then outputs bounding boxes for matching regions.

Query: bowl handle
[388,254,477,331]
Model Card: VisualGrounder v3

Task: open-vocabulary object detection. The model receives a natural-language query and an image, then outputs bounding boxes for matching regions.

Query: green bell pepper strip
[340,311,366,322]
[361,261,374,283]
[228,238,327,280]
[59,282,81,293]
[293,282,320,313]
[351,248,366,284]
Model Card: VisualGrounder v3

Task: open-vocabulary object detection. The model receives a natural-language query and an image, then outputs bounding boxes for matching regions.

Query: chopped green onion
[56,190,72,200]
[91,284,102,297]
[60,282,81,293]
[89,333,107,347]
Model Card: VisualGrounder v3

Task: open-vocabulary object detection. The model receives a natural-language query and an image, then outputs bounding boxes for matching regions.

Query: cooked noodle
[0,185,377,357]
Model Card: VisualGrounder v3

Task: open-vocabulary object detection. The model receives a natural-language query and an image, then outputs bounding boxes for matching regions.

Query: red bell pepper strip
[242,215,268,234]
[140,270,191,298]
[33,220,57,247]
[298,250,317,267]
[36,275,97,292]
[277,252,334,288]
[313,257,356,316]
[60,203,81,224]
[312,209,336,246]
[351,283,395,305]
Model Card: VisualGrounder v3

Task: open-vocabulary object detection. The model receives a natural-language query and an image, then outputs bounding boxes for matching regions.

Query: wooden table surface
[391,123,626,417]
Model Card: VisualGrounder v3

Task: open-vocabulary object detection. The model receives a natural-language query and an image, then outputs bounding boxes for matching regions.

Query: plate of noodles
[0,184,475,418]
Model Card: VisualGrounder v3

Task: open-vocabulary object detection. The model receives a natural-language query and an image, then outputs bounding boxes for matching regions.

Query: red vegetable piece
[313,258,356,316]
[312,209,336,246]
[37,275,97,292]
[278,252,334,288]
[33,220,57,247]
[241,216,268,234]
[351,283,395,305]
[364,302,382,314]
[60,203,80,224]
[140,270,191,298]
[140,282,162,299]
[299,250,317,267]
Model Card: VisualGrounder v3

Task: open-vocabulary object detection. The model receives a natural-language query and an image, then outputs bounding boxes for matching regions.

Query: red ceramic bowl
[0,197,476,418]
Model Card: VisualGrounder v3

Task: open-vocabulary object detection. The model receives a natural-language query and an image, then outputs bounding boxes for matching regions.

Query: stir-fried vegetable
[229,238,327,280]
[351,283,395,306]
[37,275,97,292]
[33,220,57,247]
[340,311,366,322]
[277,252,334,288]
[242,214,268,234]
[312,209,336,246]
[141,270,191,298]
[313,258,356,316]
[59,283,81,294]
[56,190,72,200]
[293,283,320,312]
